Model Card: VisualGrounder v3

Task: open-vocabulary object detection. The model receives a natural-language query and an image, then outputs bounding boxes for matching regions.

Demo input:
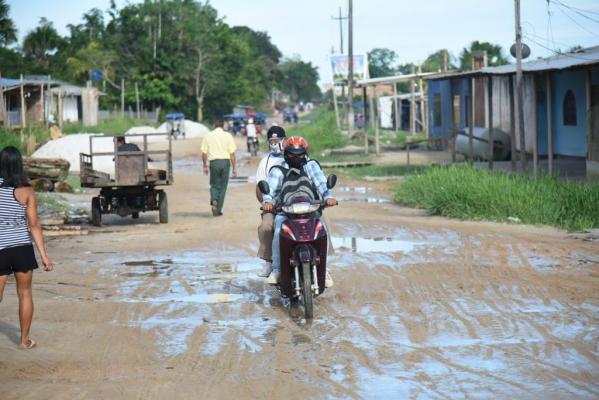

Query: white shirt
[246,123,257,138]
[255,153,285,182]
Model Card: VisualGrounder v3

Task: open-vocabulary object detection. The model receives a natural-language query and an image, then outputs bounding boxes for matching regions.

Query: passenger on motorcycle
[261,136,337,286]
[256,126,287,277]
[245,118,258,153]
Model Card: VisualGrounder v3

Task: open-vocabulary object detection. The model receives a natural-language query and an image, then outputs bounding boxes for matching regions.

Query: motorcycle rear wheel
[301,261,314,319]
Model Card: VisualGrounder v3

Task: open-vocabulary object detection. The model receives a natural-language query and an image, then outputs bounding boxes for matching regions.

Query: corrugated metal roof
[480,45,599,75]
[1,77,104,95]
[425,46,599,81]
[356,72,436,87]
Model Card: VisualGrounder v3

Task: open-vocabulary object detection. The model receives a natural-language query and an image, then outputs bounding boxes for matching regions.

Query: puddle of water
[339,186,370,194]
[332,236,424,253]
[104,250,282,356]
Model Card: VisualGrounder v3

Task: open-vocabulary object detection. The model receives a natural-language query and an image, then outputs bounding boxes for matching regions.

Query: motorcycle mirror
[258,180,270,194]
[327,174,337,189]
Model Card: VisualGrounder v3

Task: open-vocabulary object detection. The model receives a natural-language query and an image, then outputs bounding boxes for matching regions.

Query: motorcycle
[247,136,259,156]
[258,174,337,319]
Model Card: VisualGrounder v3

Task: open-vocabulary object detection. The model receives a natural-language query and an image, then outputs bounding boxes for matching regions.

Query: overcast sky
[8,0,599,84]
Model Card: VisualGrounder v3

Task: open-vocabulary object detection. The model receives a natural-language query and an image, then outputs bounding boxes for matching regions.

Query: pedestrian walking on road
[0,146,53,349]
[201,120,237,216]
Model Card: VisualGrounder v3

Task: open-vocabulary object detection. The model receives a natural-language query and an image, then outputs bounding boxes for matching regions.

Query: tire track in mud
[3,160,598,399]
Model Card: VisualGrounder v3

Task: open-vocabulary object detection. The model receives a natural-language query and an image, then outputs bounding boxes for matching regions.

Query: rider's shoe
[325,270,334,288]
[267,270,280,285]
[258,262,273,277]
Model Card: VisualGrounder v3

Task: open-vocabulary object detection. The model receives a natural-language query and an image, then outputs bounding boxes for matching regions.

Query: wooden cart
[80,133,173,226]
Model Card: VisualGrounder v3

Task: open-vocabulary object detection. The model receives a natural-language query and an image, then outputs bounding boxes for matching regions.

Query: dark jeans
[209,159,230,213]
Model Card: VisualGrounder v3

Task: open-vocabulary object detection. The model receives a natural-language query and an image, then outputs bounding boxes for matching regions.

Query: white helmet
[248,118,254,124]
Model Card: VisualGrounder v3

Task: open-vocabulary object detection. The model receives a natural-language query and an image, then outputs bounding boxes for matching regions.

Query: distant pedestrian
[0,146,53,349]
[201,120,237,216]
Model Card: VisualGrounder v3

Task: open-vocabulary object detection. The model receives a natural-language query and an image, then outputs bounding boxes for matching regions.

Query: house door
[590,85,599,162]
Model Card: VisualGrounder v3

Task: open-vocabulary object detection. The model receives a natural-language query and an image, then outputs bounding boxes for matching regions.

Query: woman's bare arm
[21,188,52,271]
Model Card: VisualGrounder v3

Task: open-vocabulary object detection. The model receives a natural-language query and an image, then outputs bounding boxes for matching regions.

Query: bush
[285,108,346,154]
[0,126,50,155]
[394,165,599,231]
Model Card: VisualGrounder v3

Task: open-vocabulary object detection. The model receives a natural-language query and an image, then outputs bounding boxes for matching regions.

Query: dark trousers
[209,159,230,213]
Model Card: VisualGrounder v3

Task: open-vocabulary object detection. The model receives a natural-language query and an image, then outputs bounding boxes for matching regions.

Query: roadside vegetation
[37,193,70,215]
[0,126,51,155]
[334,164,428,178]
[287,108,347,154]
[62,117,157,135]
[394,165,599,231]
[0,117,157,155]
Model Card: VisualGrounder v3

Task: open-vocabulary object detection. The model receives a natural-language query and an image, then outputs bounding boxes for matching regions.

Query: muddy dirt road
[1,138,598,399]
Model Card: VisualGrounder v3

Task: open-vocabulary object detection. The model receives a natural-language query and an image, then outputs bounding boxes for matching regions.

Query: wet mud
[1,142,597,399]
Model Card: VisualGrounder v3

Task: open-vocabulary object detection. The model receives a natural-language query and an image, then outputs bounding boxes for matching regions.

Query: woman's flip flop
[19,339,36,349]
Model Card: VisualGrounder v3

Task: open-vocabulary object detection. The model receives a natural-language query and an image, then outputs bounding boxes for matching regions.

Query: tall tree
[23,18,64,71]
[67,41,117,83]
[422,49,456,72]
[277,57,320,102]
[368,48,398,78]
[0,0,16,47]
[459,41,508,70]
[0,0,20,76]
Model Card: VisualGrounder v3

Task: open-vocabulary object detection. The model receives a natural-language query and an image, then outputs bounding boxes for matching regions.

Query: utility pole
[515,0,526,173]
[332,7,348,116]
[347,0,355,138]
[331,7,347,54]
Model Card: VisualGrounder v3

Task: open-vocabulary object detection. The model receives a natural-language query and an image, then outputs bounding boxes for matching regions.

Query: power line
[551,0,599,17]
[525,29,576,50]
[524,34,598,61]
[552,0,599,23]
[546,0,557,51]
[551,0,599,38]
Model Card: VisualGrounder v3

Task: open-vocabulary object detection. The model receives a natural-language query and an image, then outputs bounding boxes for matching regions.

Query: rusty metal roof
[425,46,599,81]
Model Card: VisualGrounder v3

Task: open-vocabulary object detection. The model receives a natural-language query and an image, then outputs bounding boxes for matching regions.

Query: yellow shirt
[200,127,237,160]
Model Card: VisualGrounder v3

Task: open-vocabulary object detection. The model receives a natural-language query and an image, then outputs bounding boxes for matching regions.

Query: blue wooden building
[425,46,599,176]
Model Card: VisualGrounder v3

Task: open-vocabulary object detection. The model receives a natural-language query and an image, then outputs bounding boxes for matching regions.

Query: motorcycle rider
[245,117,258,153]
[256,125,287,277]
[261,136,337,287]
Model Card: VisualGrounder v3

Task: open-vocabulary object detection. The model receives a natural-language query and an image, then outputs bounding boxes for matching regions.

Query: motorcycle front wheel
[301,261,314,319]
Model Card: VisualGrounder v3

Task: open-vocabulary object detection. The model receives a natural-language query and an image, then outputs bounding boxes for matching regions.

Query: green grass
[37,193,69,215]
[336,164,429,178]
[62,117,156,135]
[0,126,51,155]
[394,165,599,231]
[1,116,156,156]
[286,108,347,154]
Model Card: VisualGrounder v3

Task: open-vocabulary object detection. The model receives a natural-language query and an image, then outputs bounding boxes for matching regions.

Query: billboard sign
[331,54,368,84]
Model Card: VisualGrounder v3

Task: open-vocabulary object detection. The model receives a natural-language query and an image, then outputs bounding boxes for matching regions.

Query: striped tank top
[0,178,32,250]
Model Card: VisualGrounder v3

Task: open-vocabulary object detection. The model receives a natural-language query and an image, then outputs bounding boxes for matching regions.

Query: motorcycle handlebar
[260,200,338,213]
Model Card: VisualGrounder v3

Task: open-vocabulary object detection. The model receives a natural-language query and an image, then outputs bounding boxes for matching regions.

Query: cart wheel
[91,197,102,227]
[132,212,140,219]
[159,192,168,223]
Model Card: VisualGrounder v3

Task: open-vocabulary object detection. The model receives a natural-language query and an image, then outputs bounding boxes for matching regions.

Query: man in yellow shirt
[201,120,237,216]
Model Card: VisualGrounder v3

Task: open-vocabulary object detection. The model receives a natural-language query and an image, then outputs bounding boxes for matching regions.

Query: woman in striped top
[0,146,53,349]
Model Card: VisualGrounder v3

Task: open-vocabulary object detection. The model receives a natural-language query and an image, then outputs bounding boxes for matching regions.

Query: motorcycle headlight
[282,202,320,214]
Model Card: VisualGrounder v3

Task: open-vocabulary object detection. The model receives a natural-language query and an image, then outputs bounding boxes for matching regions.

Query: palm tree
[23,17,63,68]
[459,41,508,71]
[0,0,17,47]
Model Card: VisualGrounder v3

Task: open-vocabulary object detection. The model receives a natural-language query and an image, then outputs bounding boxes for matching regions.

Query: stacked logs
[23,157,73,193]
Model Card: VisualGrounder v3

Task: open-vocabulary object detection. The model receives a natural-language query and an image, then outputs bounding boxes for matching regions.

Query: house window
[563,89,577,126]
[433,93,442,127]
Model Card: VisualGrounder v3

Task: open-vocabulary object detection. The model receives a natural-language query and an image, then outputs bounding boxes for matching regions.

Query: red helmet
[284,136,309,155]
